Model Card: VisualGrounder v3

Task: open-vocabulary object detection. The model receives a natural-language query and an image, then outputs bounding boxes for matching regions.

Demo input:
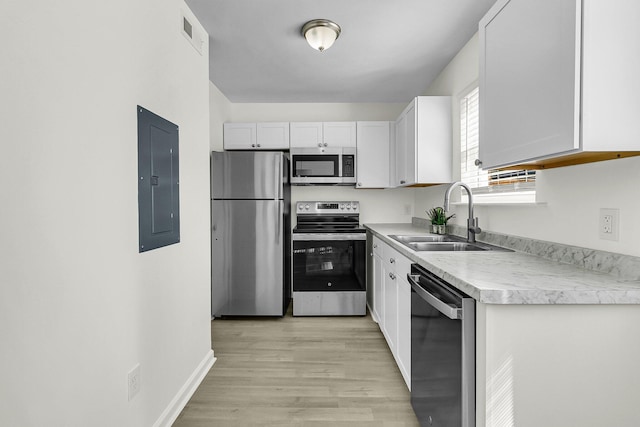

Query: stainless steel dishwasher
[407,264,475,427]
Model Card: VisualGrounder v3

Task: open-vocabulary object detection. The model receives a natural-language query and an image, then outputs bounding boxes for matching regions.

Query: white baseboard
[153,349,216,427]
[367,302,380,324]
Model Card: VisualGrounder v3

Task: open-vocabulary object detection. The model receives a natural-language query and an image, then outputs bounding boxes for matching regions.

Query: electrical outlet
[599,208,619,241]
[128,364,141,401]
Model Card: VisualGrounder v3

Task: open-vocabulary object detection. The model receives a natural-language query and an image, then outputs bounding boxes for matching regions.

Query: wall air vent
[183,17,193,38]
[181,12,204,55]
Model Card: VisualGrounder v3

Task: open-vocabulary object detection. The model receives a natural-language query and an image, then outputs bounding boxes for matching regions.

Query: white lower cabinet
[382,264,398,354]
[476,303,640,426]
[369,232,411,390]
[371,237,384,323]
[396,274,411,388]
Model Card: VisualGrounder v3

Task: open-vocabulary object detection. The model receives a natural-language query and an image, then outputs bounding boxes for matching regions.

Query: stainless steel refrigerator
[211,151,290,317]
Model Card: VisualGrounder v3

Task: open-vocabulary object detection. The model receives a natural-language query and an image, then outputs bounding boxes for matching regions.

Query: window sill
[457,191,541,206]
[452,201,546,207]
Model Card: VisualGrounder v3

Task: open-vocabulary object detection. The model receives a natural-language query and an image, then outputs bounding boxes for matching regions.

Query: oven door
[292,233,366,292]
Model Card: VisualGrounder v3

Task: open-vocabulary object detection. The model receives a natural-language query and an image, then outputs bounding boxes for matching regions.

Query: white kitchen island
[366,223,640,427]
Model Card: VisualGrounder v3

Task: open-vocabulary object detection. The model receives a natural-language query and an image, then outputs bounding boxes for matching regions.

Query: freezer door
[211,199,285,316]
[211,151,283,200]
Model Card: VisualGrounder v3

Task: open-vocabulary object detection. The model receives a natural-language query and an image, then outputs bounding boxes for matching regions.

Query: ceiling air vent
[181,12,204,55]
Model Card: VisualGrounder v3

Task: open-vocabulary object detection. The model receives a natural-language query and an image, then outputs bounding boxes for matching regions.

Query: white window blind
[460,87,535,200]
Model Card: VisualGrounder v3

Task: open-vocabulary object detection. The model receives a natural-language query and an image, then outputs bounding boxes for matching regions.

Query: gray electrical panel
[137,106,180,252]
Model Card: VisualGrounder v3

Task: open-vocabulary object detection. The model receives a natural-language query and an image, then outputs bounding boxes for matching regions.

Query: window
[460,87,535,203]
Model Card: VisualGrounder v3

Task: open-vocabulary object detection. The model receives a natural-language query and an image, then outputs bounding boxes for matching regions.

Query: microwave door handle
[407,274,461,320]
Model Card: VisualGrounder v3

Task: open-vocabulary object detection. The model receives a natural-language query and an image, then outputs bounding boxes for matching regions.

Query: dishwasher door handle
[407,274,461,320]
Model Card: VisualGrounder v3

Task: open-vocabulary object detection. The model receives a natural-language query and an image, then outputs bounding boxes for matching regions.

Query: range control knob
[340,204,345,210]
[305,204,310,210]
[346,204,351,210]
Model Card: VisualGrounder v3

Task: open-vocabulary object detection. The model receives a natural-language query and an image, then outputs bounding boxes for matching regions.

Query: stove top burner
[293,225,365,233]
[294,201,363,233]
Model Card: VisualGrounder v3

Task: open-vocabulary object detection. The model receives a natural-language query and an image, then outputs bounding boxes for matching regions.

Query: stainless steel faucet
[443,181,481,243]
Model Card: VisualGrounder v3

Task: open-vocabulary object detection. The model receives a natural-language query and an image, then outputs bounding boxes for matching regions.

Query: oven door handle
[407,274,461,320]
[292,233,367,241]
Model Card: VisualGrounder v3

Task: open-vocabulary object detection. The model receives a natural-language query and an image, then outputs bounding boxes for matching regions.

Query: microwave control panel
[342,155,355,177]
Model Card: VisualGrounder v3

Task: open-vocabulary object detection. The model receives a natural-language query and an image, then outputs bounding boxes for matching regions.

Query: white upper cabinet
[223,123,256,149]
[257,123,290,149]
[223,122,289,150]
[290,122,356,148]
[289,122,323,148]
[394,113,408,186]
[479,0,640,169]
[323,122,356,148]
[356,121,392,188]
[394,96,452,187]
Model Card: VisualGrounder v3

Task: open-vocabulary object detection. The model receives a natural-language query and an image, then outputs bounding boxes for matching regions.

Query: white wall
[290,186,416,226]
[0,1,213,426]
[220,102,416,225]
[415,34,640,257]
[209,82,232,151]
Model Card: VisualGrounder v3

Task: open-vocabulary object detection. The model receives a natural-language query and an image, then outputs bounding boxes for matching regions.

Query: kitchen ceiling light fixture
[301,19,341,52]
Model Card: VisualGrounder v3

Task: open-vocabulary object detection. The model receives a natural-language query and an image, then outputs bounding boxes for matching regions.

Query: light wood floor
[174,306,419,426]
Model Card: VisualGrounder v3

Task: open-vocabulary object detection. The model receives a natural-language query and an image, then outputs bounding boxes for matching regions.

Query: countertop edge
[364,223,640,305]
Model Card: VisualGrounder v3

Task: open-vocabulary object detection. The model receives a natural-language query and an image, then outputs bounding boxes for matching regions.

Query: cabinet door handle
[323,142,328,147]
[389,273,396,280]
[400,180,406,184]
[389,258,395,264]
[475,159,482,167]
[357,182,362,187]
[318,142,322,147]
[257,143,261,148]
[373,244,377,248]
[251,144,256,147]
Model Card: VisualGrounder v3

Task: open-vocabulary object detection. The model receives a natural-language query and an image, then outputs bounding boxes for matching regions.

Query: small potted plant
[426,207,455,234]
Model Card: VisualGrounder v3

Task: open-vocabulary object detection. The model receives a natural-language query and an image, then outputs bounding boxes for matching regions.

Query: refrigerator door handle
[275,154,282,201]
[276,201,281,244]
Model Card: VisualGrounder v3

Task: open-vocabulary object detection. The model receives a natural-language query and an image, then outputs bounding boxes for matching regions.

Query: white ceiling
[185,0,496,103]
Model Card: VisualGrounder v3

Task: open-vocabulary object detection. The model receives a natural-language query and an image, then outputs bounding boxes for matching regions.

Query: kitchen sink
[389,234,455,243]
[389,234,512,252]
[406,242,487,251]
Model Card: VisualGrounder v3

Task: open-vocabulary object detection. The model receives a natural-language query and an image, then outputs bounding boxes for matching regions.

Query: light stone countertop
[365,223,640,305]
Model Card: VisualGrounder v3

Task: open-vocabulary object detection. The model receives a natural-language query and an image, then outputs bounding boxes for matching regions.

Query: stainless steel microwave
[290,147,356,185]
